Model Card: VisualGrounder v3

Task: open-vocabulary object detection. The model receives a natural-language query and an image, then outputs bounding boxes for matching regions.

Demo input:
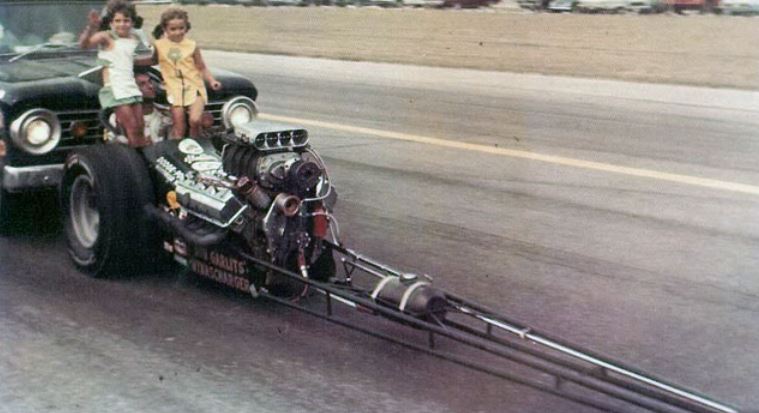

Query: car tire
[61,145,158,277]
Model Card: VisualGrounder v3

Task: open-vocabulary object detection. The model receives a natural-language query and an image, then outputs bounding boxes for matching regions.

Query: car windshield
[0,1,104,55]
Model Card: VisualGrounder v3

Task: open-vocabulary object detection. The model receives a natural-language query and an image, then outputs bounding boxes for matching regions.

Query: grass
[139,5,759,89]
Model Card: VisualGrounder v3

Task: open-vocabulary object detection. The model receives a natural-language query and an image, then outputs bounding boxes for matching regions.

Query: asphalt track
[2,52,759,412]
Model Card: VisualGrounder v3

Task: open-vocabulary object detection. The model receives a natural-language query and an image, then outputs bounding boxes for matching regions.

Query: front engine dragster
[60,120,741,413]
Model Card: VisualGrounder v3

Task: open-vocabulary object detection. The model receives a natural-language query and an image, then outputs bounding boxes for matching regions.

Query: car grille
[206,100,225,127]
[56,110,104,147]
[53,99,229,150]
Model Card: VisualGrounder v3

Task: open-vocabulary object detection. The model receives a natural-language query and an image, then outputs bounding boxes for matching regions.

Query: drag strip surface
[2,53,758,412]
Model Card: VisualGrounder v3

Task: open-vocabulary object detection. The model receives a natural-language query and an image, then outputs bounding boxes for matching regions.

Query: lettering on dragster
[209,251,248,275]
[190,259,250,292]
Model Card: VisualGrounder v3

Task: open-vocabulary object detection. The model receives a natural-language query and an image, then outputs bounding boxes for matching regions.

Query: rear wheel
[61,145,158,277]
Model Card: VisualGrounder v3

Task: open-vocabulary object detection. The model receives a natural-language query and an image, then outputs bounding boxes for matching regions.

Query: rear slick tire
[61,145,158,277]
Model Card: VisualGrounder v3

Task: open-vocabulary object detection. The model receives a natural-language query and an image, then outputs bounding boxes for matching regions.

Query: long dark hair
[99,0,140,31]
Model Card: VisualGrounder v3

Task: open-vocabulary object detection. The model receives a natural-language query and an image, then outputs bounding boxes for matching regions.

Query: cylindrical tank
[371,275,447,320]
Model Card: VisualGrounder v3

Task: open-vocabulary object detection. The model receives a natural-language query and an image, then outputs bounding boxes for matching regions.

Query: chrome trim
[221,96,258,129]
[233,120,309,151]
[69,174,100,248]
[2,164,63,191]
[9,108,62,155]
[77,65,103,78]
[183,201,249,229]
[55,109,102,145]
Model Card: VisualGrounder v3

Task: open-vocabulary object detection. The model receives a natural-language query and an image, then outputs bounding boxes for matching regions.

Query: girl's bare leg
[115,104,150,148]
[170,106,187,139]
[188,98,205,138]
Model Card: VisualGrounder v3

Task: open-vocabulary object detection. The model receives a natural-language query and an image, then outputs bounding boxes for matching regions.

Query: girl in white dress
[79,0,151,148]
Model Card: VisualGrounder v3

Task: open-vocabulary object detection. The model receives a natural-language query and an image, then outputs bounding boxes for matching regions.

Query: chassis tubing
[238,248,620,412]
[329,241,738,413]
[144,204,228,247]
[442,293,732,413]
[262,289,624,413]
[235,247,739,413]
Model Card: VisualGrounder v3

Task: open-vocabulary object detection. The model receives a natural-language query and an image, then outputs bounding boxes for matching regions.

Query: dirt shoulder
[139,6,759,90]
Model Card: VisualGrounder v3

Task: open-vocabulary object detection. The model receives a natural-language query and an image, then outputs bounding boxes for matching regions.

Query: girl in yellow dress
[153,8,221,139]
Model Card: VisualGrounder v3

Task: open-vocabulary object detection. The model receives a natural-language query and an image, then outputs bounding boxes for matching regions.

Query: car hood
[0,55,97,83]
[0,55,101,111]
[0,55,256,112]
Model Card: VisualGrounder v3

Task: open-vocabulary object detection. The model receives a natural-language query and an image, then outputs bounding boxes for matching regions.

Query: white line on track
[260,112,759,196]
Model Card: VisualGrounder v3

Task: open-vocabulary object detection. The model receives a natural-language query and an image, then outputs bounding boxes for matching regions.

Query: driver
[105,70,172,144]
[136,71,173,143]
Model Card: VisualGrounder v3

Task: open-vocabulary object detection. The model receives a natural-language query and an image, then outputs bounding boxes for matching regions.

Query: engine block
[149,138,247,227]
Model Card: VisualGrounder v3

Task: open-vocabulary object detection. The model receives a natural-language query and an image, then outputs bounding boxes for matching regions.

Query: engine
[145,120,337,296]
[222,121,336,268]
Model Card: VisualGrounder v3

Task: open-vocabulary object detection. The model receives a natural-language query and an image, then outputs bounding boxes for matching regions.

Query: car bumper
[3,164,63,192]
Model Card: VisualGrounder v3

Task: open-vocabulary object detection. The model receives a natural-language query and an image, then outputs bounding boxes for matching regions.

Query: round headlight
[9,108,61,155]
[221,96,258,130]
[229,106,252,128]
[26,119,52,145]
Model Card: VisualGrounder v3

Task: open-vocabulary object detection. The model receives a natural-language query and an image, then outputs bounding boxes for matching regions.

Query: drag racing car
[57,115,743,413]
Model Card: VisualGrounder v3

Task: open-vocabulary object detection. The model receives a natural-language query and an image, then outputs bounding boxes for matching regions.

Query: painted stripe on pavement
[259,113,759,196]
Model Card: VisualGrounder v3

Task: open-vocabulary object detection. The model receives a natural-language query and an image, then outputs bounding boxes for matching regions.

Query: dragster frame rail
[234,241,741,413]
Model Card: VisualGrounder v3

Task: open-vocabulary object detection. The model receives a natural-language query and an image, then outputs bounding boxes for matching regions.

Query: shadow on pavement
[2,190,62,237]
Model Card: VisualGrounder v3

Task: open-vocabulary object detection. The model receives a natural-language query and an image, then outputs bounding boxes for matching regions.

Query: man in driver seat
[105,70,172,144]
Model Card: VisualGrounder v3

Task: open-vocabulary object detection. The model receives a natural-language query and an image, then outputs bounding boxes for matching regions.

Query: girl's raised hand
[87,10,101,30]
[210,80,222,91]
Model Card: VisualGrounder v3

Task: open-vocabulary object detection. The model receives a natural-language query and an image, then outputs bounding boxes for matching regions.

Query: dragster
[58,117,743,413]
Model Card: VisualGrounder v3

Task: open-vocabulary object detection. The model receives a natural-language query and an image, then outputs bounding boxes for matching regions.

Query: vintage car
[546,0,577,11]
[441,0,496,7]
[0,0,258,232]
[517,0,550,10]
[572,0,666,12]
[665,0,720,11]
[716,0,759,13]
